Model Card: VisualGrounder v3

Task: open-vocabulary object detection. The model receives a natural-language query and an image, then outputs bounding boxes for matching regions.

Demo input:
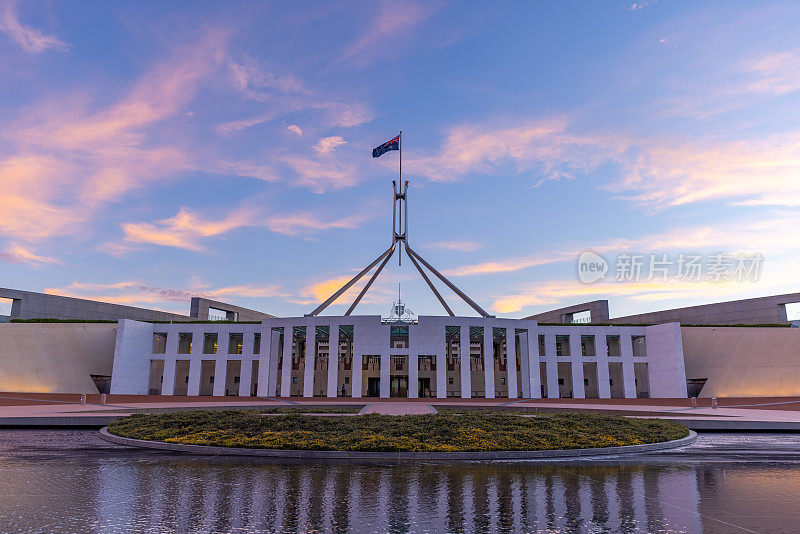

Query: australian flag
[372,135,400,158]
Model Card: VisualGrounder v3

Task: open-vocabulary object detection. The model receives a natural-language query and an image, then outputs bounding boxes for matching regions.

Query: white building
[110,315,687,399]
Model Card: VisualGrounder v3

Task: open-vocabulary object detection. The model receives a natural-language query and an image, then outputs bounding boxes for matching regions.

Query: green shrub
[108,410,688,452]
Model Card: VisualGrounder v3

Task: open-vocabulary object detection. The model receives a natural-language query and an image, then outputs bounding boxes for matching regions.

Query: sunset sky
[1,0,800,319]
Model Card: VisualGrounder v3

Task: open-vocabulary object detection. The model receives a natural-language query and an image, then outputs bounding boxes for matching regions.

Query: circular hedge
[107,409,689,452]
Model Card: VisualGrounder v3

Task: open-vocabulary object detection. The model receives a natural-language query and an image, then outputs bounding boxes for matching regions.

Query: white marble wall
[110,316,684,399]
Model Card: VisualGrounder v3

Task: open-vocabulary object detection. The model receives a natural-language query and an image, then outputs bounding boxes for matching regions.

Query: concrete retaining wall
[0,323,117,393]
[100,427,697,460]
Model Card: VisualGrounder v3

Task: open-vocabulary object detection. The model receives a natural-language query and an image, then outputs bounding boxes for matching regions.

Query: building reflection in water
[85,460,709,533]
[6,450,800,533]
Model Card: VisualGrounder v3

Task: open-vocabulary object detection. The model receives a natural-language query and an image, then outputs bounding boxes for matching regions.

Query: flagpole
[398,131,402,266]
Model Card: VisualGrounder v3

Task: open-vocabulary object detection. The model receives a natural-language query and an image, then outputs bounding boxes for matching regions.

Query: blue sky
[1,0,800,319]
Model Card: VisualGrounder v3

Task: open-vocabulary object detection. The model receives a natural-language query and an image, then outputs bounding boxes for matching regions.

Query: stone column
[280,327,293,397]
[212,332,229,397]
[483,326,495,398]
[258,327,279,397]
[460,326,471,398]
[326,325,339,397]
[518,331,531,398]
[187,332,202,396]
[436,351,447,399]
[161,331,178,395]
[352,354,363,398]
[408,355,418,399]
[545,333,559,398]
[569,332,585,399]
[380,353,390,398]
[526,329,542,398]
[303,326,315,397]
[621,333,637,398]
[595,331,611,399]
[506,327,518,399]
[238,332,254,397]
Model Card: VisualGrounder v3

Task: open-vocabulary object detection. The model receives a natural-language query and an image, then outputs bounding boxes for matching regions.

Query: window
[229,333,244,354]
[0,297,13,316]
[178,333,192,354]
[234,376,240,383]
[203,333,218,354]
[253,333,261,354]
[584,378,589,386]
[555,336,570,357]
[632,335,647,357]
[344,376,350,384]
[152,333,167,354]
[558,378,564,385]
[606,335,621,357]
[500,377,506,385]
[581,336,595,357]
[210,376,214,383]
[292,376,298,384]
[449,377,454,385]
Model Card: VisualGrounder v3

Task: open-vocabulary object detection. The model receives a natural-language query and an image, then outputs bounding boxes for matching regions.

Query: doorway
[390,376,408,397]
[418,377,431,398]
[367,377,380,397]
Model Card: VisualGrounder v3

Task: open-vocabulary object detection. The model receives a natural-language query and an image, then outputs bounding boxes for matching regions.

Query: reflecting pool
[1,430,799,533]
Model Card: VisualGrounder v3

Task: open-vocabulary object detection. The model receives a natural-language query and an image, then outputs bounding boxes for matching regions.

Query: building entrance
[418,377,431,398]
[367,377,380,397]
[390,376,408,397]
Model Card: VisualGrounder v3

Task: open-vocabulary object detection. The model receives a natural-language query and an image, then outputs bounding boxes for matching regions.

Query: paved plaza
[2,392,800,430]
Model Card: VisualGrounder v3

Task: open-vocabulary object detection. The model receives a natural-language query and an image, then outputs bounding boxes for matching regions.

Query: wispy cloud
[482,212,800,314]
[338,0,439,66]
[46,279,286,311]
[280,153,360,193]
[412,117,800,209]
[313,136,346,154]
[0,0,69,52]
[424,240,482,253]
[286,124,303,136]
[121,208,255,252]
[449,212,800,279]
[0,31,226,243]
[266,211,369,236]
[119,205,372,251]
[0,243,59,266]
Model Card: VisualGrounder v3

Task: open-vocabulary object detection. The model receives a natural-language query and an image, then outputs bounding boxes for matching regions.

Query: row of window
[153,332,260,355]
[540,334,646,357]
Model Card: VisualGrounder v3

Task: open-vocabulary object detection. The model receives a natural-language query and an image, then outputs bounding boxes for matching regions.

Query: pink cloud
[424,240,482,253]
[0,243,59,266]
[122,208,255,252]
[313,136,346,154]
[412,117,800,209]
[0,0,69,52]
[0,31,226,243]
[118,204,373,251]
[46,280,286,311]
[338,1,440,66]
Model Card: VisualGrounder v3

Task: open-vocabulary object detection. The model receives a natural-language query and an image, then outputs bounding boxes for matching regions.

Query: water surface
[1,430,799,533]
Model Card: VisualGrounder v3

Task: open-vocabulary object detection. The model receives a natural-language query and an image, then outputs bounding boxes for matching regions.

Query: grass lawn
[108,410,689,452]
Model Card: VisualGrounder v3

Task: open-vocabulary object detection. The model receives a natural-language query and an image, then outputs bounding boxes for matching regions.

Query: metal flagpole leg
[404,242,454,316]
[308,244,396,316]
[345,243,396,315]
[406,245,493,318]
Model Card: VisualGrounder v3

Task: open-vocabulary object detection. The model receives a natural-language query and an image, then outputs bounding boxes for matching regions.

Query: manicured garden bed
[107,410,689,452]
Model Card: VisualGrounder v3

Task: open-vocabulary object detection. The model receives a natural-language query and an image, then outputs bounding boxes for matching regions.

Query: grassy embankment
[108,409,688,452]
